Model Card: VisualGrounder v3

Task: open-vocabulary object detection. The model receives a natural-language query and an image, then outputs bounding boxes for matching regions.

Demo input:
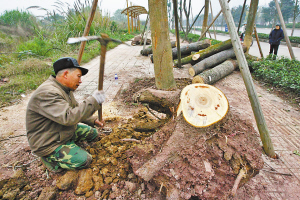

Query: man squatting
[26,57,105,172]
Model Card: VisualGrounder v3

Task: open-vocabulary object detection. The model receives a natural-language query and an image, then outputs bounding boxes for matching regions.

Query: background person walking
[269,24,284,59]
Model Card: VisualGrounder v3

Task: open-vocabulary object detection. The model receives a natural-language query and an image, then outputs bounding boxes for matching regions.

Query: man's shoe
[40,157,64,173]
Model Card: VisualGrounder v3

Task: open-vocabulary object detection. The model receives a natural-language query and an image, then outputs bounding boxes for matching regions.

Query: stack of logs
[140,39,252,85]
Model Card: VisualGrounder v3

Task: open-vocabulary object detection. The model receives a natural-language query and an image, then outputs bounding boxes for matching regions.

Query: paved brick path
[75,41,300,199]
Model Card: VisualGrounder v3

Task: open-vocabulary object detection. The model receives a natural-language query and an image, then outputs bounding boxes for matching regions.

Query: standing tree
[280,0,295,23]
[231,5,248,25]
[244,0,259,53]
[202,0,210,36]
[148,0,176,90]
[291,0,300,36]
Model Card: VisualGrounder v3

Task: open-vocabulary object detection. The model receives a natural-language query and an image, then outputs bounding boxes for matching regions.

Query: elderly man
[26,57,105,172]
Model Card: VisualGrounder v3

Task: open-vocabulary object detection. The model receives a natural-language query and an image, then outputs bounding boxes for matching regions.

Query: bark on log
[192,60,238,84]
[189,45,246,77]
[171,39,211,60]
[142,39,210,58]
[133,88,181,117]
[173,39,232,67]
[141,41,177,56]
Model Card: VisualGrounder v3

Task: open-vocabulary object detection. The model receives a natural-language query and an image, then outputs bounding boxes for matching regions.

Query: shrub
[252,57,300,94]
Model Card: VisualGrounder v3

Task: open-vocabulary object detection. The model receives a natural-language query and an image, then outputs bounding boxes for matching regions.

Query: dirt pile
[127,112,264,199]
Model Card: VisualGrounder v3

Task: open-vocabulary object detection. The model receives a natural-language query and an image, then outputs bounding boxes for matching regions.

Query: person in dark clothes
[269,24,284,58]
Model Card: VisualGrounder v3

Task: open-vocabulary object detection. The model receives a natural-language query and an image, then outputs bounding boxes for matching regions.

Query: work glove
[92,90,106,104]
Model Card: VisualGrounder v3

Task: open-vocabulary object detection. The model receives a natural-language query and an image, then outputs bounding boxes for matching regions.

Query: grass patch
[0,58,53,107]
[170,29,222,45]
[251,56,300,95]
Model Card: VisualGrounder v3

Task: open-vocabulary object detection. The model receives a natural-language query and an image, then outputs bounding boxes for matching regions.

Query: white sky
[0,0,272,20]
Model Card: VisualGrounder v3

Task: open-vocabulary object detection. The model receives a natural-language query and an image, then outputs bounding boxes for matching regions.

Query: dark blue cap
[53,57,88,76]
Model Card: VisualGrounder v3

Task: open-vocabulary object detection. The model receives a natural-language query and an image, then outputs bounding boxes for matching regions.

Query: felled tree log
[127,84,264,199]
[142,39,210,58]
[171,39,211,60]
[192,60,238,84]
[140,41,177,56]
[173,39,232,67]
[189,45,246,77]
[133,88,181,117]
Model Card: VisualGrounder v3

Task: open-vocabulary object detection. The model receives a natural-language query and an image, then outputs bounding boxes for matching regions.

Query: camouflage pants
[41,124,98,171]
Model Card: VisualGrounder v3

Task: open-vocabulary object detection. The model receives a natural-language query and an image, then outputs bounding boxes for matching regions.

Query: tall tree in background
[244,0,259,53]
[148,0,176,90]
[280,0,295,23]
[231,5,249,25]
[183,0,192,34]
[291,0,300,36]
[202,0,209,36]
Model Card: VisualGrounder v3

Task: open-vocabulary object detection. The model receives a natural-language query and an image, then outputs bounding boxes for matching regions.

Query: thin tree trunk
[291,0,298,36]
[202,0,210,36]
[149,0,176,89]
[244,0,259,53]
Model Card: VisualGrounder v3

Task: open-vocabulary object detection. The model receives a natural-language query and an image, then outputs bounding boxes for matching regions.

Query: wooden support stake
[77,0,98,64]
[173,0,181,68]
[237,0,247,34]
[127,0,130,34]
[274,0,295,60]
[210,0,217,40]
[198,0,231,41]
[253,26,263,58]
[219,0,277,158]
[131,11,133,32]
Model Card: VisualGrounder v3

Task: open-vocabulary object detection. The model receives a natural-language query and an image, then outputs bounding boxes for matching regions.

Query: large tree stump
[173,39,232,67]
[192,60,239,84]
[189,46,246,77]
[127,84,264,199]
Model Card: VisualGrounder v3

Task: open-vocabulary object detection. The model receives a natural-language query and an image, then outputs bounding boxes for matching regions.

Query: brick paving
[74,40,300,199]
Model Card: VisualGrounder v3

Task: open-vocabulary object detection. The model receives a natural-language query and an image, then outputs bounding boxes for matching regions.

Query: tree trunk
[127,85,264,199]
[291,0,299,36]
[244,0,258,53]
[192,60,238,84]
[140,41,177,56]
[149,0,176,90]
[189,45,246,76]
[201,0,210,37]
[174,39,232,67]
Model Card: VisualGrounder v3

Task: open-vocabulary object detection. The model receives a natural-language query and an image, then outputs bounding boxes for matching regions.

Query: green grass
[0,3,138,107]
[170,29,222,45]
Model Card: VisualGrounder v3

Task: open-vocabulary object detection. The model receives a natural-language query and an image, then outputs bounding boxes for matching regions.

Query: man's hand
[94,119,105,128]
[92,90,105,104]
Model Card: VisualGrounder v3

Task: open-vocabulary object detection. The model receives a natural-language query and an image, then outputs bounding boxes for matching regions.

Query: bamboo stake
[77,0,98,64]
[274,0,295,60]
[253,26,263,58]
[219,0,277,159]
